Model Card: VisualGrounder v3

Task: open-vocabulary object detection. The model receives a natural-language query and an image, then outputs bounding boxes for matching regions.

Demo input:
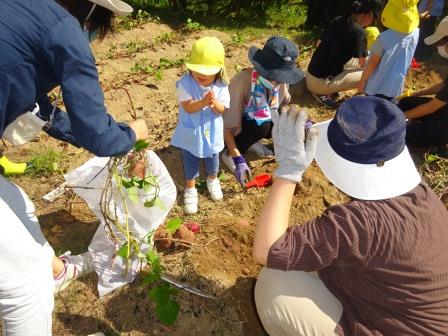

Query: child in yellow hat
[358,0,420,100]
[171,36,229,214]
[365,26,380,51]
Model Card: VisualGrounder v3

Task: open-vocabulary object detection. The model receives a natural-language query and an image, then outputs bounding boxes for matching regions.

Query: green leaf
[146,249,158,264]
[218,173,228,182]
[426,154,439,163]
[156,300,180,325]
[134,140,150,152]
[144,199,155,208]
[142,272,160,285]
[146,250,163,274]
[144,175,157,185]
[131,177,141,187]
[117,244,130,259]
[127,186,139,203]
[148,283,176,304]
[155,70,163,81]
[153,197,166,211]
[121,178,133,189]
[143,179,155,193]
[165,218,182,235]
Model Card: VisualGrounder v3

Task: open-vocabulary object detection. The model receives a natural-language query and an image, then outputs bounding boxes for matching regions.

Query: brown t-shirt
[268,183,448,335]
[223,68,291,136]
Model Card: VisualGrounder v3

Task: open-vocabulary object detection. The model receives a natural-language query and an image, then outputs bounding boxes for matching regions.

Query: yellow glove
[0,155,27,176]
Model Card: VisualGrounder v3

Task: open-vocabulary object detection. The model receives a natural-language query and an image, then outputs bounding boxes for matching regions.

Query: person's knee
[255,268,342,335]
[255,268,313,322]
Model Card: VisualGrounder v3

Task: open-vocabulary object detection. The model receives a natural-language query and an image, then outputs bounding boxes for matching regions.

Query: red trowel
[245,173,273,189]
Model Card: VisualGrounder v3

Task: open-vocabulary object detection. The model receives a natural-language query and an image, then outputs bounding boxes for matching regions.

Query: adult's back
[0,0,136,156]
[313,183,448,334]
[308,16,366,78]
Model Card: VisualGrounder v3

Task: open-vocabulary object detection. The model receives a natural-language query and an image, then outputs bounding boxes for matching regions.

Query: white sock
[185,187,197,194]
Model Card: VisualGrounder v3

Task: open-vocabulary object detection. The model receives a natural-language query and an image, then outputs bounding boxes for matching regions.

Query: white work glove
[271,106,319,183]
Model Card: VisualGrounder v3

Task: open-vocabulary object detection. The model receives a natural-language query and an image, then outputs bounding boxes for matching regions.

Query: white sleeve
[178,83,193,102]
[217,86,231,108]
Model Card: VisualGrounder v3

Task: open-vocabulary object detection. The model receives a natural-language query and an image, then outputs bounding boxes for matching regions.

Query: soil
[2,20,447,336]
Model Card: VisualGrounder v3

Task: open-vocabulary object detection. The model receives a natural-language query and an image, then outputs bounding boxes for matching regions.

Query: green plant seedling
[26,150,62,176]
[125,41,147,53]
[183,18,205,32]
[165,218,182,235]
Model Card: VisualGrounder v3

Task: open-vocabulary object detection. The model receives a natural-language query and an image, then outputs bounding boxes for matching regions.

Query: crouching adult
[253,96,448,335]
[222,36,304,187]
[0,0,147,334]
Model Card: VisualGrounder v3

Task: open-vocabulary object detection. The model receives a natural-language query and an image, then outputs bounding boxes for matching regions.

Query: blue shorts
[181,150,219,180]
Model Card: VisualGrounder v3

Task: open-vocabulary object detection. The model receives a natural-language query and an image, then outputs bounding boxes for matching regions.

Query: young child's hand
[202,90,214,107]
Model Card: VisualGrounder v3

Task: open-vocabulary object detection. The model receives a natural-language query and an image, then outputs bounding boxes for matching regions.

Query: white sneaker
[184,188,198,214]
[221,150,235,173]
[54,251,93,293]
[249,141,274,158]
[207,178,223,201]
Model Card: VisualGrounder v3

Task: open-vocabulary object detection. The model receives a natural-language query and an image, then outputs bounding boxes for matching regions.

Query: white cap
[425,15,448,45]
[88,0,133,16]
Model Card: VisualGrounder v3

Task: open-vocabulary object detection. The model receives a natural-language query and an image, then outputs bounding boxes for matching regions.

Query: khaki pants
[255,268,343,336]
[306,58,362,95]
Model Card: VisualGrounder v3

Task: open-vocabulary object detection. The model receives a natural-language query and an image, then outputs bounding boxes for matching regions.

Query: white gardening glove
[271,106,319,183]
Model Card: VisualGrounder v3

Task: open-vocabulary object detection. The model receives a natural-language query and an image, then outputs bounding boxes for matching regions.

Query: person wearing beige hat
[398,15,448,153]
[358,0,420,101]
[0,0,148,334]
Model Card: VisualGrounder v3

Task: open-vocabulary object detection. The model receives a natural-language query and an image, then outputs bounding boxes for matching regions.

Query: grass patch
[131,57,186,80]
[122,1,317,43]
[419,154,448,205]
[26,150,62,176]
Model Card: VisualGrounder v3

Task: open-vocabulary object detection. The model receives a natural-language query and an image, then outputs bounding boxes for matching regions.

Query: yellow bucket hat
[381,0,419,33]
[186,36,228,83]
[365,26,380,49]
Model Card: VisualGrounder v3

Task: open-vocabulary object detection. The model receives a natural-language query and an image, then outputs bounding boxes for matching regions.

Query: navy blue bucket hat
[314,96,421,200]
[248,36,305,85]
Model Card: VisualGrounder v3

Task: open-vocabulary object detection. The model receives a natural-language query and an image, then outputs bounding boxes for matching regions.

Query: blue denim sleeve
[37,96,80,147]
[41,16,136,157]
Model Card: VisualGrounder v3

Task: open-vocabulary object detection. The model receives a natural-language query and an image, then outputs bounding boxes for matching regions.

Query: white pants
[0,176,54,335]
[255,268,343,336]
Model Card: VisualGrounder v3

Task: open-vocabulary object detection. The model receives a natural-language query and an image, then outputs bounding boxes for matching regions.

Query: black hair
[55,0,114,39]
[350,0,381,18]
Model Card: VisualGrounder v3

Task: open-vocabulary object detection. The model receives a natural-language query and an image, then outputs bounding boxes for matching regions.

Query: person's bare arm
[405,98,447,119]
[357,53,381,93]
[253,108,319,266]
[411,82,445,97]
[224,130,241,157]
[181,99,207,113]
[253,178,296,265]
[211,100,225,114]
[181,90,212,113]
[358,56,366,68]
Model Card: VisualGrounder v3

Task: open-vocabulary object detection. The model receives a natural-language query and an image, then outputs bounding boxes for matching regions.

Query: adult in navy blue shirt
[0,1,147,334]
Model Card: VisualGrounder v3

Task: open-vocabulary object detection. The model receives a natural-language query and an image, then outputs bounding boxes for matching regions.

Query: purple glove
[232,155,252,187]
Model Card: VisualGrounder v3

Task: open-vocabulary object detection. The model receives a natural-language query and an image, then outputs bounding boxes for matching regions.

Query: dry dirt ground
[2,20,447,336]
